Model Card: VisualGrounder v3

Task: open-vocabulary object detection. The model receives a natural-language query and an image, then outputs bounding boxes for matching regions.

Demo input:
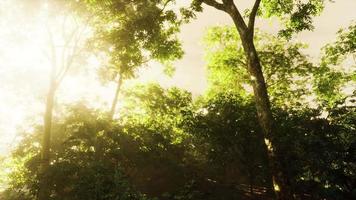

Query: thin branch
[54,29,83,89]
[61,20,79,73]
[160,0,174,13]
[54,16,92,89]
[248,0,261,32]
[202,0,227,11]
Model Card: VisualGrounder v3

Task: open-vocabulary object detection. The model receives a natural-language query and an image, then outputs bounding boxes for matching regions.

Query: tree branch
[160,0,174,13]
[54,26,85,90]
[248,0,261,32]
[228,2,248,37]
[202,0,226,11]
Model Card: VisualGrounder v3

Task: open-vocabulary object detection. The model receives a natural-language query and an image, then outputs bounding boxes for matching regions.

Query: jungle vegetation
[0,0,355,200]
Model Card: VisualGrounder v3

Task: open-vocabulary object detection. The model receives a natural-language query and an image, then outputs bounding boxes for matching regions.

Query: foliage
[314,22,356,107]
[190,0,326,38]
[62,0,185,82]
[1,1,355,199]
[204,26,315,108]
[192,91,271,189]
[322,22,356,67]
[274,101,356,199]
[2,79,355,200]
[1,85,197,200]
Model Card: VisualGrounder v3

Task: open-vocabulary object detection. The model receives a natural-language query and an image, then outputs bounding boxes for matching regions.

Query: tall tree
[62,0,185,119]
[188,1,326,198]
[33,3,91,200]
[32,1,186,198]
[58,0,327,198]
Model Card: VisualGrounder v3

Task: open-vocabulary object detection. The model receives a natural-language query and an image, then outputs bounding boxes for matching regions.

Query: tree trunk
[38,66,56,200]
[245,42,292,199]
[109,74,123,119]
[227,6,292,199]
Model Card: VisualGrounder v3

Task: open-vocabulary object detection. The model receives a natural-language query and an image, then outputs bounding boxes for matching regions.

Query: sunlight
[0,0,354,199]
[0,2,100,154]
[0,2,171,155]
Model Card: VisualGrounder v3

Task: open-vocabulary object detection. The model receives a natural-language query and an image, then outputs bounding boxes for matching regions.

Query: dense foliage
[0,0,355,199]
[1,24,355,199]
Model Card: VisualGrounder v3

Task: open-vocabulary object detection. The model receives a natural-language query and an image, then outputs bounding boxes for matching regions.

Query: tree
[60,0,328,198]
[16,1,185,199]
[61,0,185,119]
[204,26,315,109]
[40,24,89,200]
[1,84,197,200]
[187,0,326,198]
[6,0,348,199]
[15,2,93,199]
[200,24,356,199]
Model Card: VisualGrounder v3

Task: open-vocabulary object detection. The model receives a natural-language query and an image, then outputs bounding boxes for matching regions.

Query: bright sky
[155,0,356,94]
[0,0,355,155]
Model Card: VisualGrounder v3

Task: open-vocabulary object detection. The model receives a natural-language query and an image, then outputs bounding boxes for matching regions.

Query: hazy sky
[0,0,355,154]
[145,0,356,94]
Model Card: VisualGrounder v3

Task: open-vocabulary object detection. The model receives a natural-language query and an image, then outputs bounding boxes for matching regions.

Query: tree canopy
[0,1,355,200]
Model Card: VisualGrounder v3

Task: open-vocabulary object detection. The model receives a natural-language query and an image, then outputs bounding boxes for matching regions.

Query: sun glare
[0,2,173,155]
[0,2,107,155]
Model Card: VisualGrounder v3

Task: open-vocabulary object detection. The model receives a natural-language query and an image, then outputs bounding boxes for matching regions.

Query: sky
[150,0,356,94]
[0,0,355,155]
